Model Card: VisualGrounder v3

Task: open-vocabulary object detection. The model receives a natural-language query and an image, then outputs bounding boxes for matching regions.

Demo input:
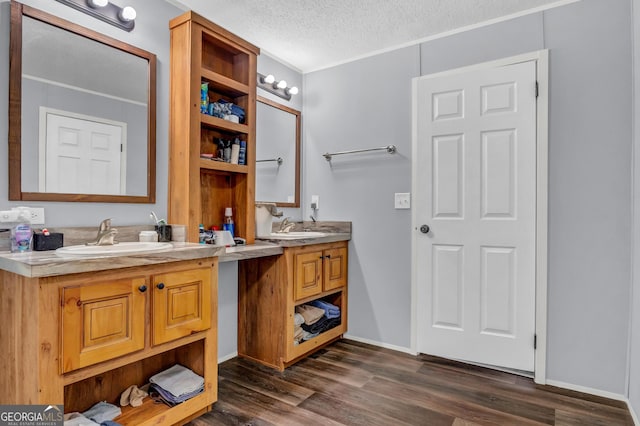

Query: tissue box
[33,232,63,251]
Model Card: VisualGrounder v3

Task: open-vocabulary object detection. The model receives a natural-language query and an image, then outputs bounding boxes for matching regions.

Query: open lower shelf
[114,391,210,426]
[289,323,346,363]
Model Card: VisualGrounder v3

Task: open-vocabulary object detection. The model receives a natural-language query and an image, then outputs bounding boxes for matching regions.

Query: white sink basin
[262,231,327,240]
[56,242,173,256]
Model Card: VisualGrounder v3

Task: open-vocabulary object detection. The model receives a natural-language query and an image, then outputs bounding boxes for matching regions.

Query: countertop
[219,232,351,262]
[0,221,352,278]
[0,243,225,278]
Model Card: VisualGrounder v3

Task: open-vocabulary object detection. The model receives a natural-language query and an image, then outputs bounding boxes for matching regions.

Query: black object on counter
[33,232,63,251]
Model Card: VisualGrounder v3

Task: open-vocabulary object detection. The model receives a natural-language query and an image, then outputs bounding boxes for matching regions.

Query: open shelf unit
[169,11,259,243]
[238,241,349,371]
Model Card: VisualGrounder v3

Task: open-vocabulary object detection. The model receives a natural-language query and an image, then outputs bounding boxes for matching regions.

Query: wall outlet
[11,207,45,225]
[311,195,319,210]
[394,193,411,209]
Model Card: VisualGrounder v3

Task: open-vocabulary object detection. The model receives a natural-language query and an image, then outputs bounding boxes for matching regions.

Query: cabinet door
[323,247,348,291]
[294,250,323,301]
[61,277,146,373]
[152,267,212,345]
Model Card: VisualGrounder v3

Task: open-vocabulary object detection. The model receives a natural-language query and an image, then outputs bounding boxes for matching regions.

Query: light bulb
[276,80,287,89]
[88,0,108,7]
[119,6,136,22]
[287,86,299,96]
[263,74,275,84]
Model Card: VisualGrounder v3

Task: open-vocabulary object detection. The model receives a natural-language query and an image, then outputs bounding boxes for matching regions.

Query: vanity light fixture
[88,0,108,8]
[261,74,276,84]
[257,72,299,101]
[54,0,137,32]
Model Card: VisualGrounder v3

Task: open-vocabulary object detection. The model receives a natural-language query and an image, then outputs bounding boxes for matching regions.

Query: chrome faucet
[277,217,296,233]
[87,218,118,246]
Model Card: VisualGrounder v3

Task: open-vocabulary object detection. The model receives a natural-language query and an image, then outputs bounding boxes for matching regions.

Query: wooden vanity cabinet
[0,257,218,426]
[238,241,348,370]
[294,245,348,300]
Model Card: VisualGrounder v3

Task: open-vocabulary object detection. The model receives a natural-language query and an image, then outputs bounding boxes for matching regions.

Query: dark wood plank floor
[188,339,634,426]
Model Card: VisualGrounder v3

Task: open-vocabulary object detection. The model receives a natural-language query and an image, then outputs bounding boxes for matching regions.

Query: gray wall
[303,46,419,349]
[304,0,633,396]
[0,0,181,225]
[630,0,640,418]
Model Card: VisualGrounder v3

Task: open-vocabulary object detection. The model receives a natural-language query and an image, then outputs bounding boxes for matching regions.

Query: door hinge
[534,334,537,350]
[120,144,123,152]
[535,81,539,98]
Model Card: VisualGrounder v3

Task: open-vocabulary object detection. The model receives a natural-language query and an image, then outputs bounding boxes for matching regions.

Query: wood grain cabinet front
[152,267,212,345]
[61,277,147,373]
[238,241,348,370]
[293,246,347,300]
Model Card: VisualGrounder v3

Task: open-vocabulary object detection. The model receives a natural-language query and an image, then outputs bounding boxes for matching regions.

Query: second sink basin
[262,231,327,240]
[56,242,173,256]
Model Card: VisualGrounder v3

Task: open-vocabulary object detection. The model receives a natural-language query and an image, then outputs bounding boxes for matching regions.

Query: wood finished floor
[189,339,634,426]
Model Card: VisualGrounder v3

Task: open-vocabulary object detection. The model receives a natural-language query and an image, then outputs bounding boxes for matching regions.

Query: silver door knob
[420,225,430,234]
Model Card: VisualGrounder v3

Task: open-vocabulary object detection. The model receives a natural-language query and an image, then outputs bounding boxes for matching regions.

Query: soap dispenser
[255,202,281,238]
[10,208,33,253]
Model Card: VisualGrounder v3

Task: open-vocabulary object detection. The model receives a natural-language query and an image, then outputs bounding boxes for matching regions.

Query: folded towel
[293,325,303,342]
[308,300,341,319]
[64,413,100,426]
[294,313,305,326]
[82,402,121,424]
[301,316,341,335]
[149,364,204,398]
[295,305,324,325]
[149,383,204,406]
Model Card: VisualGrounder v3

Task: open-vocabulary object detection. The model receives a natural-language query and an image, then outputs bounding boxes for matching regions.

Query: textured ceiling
[172,0,572,72]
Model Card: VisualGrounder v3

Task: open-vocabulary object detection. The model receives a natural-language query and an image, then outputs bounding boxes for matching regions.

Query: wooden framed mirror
[255,96,300,208]
[8,1,157,203]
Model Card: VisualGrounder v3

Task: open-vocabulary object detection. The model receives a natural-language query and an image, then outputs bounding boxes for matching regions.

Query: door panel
[432,245,464,330]
[61,278,146,373]
[415,60,537,372]
[153,267,211,345]
[323,247,348,291]
[294,251,323,301]
[433,134,464,218]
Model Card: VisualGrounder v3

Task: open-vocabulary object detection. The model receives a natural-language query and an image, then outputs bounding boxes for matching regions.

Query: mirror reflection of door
[39,109,126,195]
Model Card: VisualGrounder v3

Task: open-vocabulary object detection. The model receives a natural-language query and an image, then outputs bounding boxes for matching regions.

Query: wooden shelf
[201,68,250,97]
[114,392,210,426]
[199,158,249,173]
[200,113,249,134]
[293,287,344,306]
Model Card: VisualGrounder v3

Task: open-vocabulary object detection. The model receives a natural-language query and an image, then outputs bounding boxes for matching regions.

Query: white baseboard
[218,351,238,364]
[545,379,627,402]
[343,334,417,356]
[629,400,639,426]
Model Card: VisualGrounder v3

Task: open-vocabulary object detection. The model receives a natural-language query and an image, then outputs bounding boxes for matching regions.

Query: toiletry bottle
[11,208,32,253]
[238,140,247,165]
[199,224,206,244]
[223,207,235,238]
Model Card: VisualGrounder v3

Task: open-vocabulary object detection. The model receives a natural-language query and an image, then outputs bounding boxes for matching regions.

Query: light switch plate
[311,195,319,210]
[395,193,411,209]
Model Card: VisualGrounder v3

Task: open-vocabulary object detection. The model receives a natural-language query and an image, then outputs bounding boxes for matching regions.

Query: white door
[414,60,537,371]
[40,109,125,195]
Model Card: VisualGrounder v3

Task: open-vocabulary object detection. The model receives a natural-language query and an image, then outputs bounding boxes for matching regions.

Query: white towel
[149,364,204,397]
[294,313,305,326]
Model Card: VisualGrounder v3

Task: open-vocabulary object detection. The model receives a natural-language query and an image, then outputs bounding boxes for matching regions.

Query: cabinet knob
[325,254,331,259]
[76,299,82,307]
[138,285,147,293]
[156,283,165,290]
